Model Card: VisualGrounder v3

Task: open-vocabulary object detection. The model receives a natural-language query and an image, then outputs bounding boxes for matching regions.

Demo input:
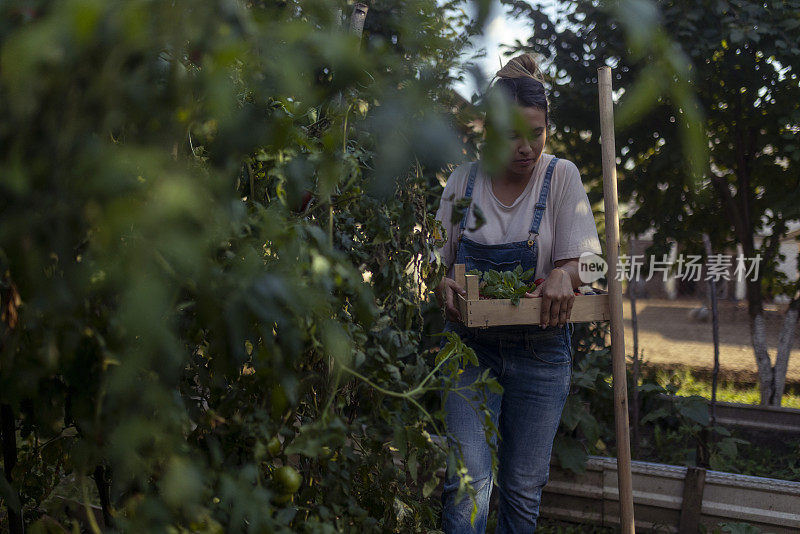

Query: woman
[432,53,602,533]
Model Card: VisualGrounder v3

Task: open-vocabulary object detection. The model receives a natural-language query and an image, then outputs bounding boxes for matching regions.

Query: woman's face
[504,106,547,180]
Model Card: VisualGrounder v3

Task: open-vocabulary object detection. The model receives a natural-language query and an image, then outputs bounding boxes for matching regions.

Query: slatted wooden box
[452,263,611,328]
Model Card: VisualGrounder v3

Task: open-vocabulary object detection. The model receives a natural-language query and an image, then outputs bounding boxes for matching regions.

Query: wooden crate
[452,263,611,328]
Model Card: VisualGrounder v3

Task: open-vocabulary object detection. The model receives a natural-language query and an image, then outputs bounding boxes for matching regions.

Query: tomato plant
[0,0,495,532]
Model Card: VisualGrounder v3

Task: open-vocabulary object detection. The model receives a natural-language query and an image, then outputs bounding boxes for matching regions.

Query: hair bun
[495,53,545,84]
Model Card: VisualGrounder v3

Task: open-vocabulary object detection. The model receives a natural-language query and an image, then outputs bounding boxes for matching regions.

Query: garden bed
[539,455,800,533]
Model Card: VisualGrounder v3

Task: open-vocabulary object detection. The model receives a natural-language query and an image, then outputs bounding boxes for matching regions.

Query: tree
[0,0,498,530]
[506,0,800,405]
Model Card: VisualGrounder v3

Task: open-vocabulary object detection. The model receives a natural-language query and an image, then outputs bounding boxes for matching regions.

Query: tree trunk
[710,106,796,406]
[751,312,775,405]
[773,297,800,405]
[702,234,720,426]
[714,108,783,405]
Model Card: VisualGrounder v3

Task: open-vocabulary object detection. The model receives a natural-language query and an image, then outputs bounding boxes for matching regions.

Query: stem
[246,160,255,202]
[328,203,333,249]
[93,464,114,528]
[81,474,103,534]
[337,351,453,401]
[335,350,468,440]
[336,362,417,399]
[342,103,352,154]
[321,359,343,418]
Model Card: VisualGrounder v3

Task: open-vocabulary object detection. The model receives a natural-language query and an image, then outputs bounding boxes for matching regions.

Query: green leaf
[486,378,504,395]
[616,64,666,128]
[578,412,601,444]
[640,407,670,424]
[468,204,486,232]
[554,436,587,475]
[408,451,418,482]
[423,476,439,498]
[560,397,584,431]
[637,383,667,393]
[676,397,710,426]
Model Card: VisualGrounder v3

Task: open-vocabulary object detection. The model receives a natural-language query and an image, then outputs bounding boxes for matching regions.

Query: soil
[619,297,800,384]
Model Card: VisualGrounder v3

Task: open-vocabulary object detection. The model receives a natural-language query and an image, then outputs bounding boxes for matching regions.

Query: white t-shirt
[433,152,602,279]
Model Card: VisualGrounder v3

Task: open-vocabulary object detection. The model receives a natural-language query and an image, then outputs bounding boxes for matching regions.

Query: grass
[648,366,800,409]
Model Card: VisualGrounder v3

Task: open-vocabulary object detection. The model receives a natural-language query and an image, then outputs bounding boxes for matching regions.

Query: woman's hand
[524,267,574,328]
[434,277,467,322]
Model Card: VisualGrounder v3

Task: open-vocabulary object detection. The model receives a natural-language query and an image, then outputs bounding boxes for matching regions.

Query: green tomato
[270,385,289,419]
[267,436,282,457]
[273,465,302,494]
[273,493,293,505]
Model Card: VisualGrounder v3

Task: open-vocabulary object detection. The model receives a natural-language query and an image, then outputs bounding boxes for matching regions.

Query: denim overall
[439,156,574,533]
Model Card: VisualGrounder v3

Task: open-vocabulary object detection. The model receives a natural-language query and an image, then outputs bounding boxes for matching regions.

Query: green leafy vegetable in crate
[466,265,544,305]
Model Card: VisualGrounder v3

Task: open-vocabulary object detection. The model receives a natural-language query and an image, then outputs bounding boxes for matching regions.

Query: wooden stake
[598,65,636,533]
[678,466,707,533]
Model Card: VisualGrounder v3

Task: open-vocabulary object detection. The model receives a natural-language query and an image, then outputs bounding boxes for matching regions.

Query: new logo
[578,252,608,284]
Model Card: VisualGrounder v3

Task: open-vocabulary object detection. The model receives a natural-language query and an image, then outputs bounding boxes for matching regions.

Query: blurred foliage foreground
[0,0,507,531]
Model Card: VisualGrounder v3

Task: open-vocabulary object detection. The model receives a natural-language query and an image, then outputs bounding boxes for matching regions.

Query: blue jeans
[438,321,573,533]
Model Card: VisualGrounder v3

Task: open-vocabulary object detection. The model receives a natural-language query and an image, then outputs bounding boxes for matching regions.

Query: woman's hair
[487,53,550,125]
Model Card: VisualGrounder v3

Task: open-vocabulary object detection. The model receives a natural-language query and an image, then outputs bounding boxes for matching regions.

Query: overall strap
[528,156,559,244]
[458,161,481,234]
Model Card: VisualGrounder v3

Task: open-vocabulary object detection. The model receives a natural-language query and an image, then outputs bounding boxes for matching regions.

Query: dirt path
[619,298,800,383]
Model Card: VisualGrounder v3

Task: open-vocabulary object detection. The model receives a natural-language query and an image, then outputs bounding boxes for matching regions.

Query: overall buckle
[527,231,538,247]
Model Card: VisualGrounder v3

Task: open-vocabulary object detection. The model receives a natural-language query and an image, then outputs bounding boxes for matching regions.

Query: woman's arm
[526,159,601,328]
[525,257,580,328]
[553,257,581,290]
[428,164,468,321]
